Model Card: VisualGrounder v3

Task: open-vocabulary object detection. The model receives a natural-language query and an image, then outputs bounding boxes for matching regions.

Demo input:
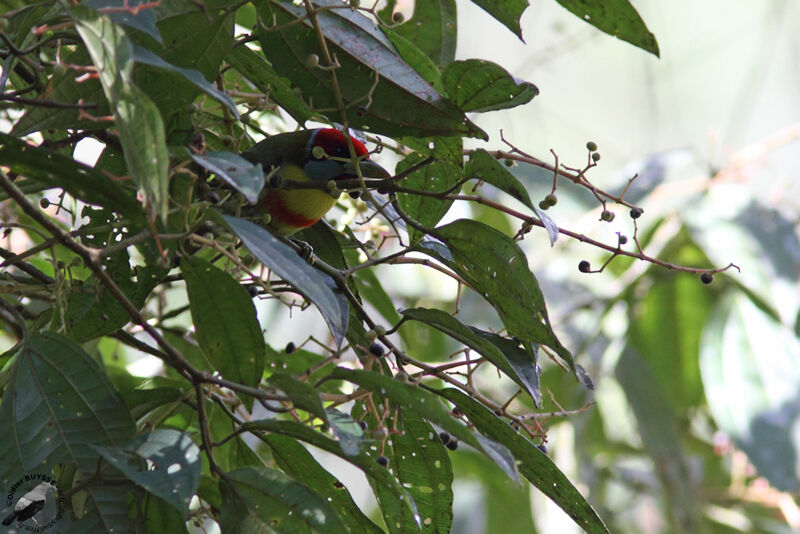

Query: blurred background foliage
[1,0,799,533]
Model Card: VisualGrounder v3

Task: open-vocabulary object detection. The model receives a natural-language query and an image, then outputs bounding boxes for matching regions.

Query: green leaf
[329,367,518,482]
[390,0,457,66]
[254,0,487,139]
[86,0,162,43]
[326,409,367,457]
[226,44,315,124]
[266,372,327,421]
[465,149,534,210]
[70,5,170,221]
[380,410,454,534]
[469,0,529,41]
[220,466,349,533]
[121,387,184,420]
[701,294,800,491]
[397,154,462,244]
[401,307,541,406]
[0,133,142,218]
[442,59,538,113]
[181,256,266,389]
[191,151,264,204]
[262,433,384,533]
[616,347,700,531]
[220,214,348,347]
[440,388,609,534]
[0,333,135,489]
[132,45,239,118]
[422,219,574,370]
[91,429,201,518]
[247,419,419,526]
[382,27,444,93]
[351,263,401,327]
[554,0,659,57]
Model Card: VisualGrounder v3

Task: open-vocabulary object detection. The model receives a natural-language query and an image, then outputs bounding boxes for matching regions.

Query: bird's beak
[342,159,391,179]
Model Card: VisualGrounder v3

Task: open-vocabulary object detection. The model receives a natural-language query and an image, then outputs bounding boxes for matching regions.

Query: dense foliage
[2,1,796,533]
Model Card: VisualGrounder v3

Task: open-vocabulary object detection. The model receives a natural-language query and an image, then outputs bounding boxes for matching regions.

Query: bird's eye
[333,145,349,158]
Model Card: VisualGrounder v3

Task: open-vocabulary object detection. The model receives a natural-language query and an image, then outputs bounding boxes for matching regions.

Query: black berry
[446,440,459,451]
[247,285,259,297]
[368,342,385,357]
[285,342,296,354]
[376,455,389,467]
[630,207,643,219]
[701,272,714,284]
[358,420,368,431]
[536,443,548,454]
[439,432,451,445]
[578,260,591,273]
[600,209,615,222]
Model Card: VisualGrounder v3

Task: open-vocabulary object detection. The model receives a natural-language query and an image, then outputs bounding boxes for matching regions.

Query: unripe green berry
[591,152,601,162]
[392,11,404,23]
[326,180,338,192]
[373,325,386,337]
[600,209,614,222]
[618,234,628,245]
[53,63,67,77]
[538,200,550,210]
[586,141,598,152]
[186,102,199,114]
[544,193,558,206]
[312,145,326,159]
[578,260,591,273]
[349,0,361,7]
[220,135,233,146]
[304,53,320,68]
[504,159,514,167]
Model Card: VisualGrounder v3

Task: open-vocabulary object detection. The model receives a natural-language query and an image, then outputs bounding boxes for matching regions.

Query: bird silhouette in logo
[2,482,55,527]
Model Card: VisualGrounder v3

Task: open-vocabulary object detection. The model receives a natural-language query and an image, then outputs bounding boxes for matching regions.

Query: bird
[2,482,55,526]
[241,128,391,235]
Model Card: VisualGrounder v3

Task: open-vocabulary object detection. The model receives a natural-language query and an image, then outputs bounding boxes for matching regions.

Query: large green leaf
[616,347,699,532]
[226,44,315,124]
[701,294,800,492]
[421,219,574,370]
[440,388,609,534]
[220,466,349,533]
[465,148,534,210]
[377,410,454,534]
[262,434,384,533]
[389,0,457,66]
[0,332,135,488]
[469,0,529,40]
[91,429,201,518]
[329,367,518,482]
[220,214,348,347]
[401,307,541,406]
[442,59,538,113]
[397,154,462,244]
[246,419,419,526]
[191,151,264,204]
[254,0,486,139]
[70,5,170,221]
[181,256,266,389]
[554,0,659,57]
[0,133,142,218]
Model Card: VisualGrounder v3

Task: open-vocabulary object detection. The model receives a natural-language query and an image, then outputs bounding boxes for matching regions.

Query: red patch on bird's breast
[265,193,319,230]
